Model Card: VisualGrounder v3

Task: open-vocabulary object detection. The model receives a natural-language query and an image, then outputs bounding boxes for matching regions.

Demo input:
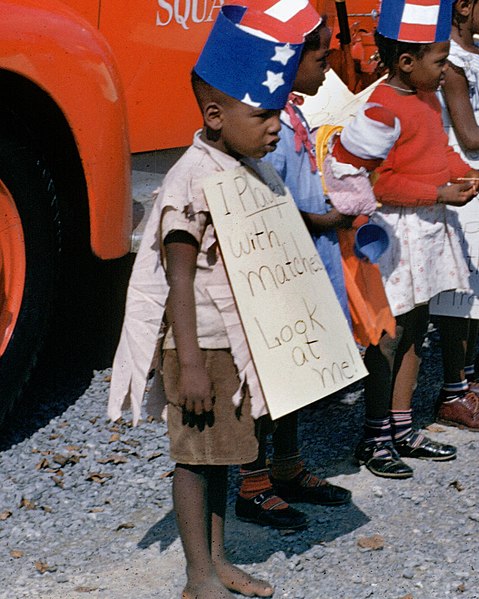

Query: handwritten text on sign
[203,166,367,419]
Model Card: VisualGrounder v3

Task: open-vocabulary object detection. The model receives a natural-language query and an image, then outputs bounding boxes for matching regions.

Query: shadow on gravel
[138,500,370,564]
[0,253,135,451]
[138,510,179,552]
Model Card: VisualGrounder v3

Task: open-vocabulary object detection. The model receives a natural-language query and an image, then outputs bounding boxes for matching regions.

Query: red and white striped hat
[235,0,322,43]
[377,0,453,43]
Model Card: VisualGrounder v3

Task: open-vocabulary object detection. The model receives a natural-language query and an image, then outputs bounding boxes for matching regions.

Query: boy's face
[216,101,282,160]
[407,41,450,92]
[293,26,331,97]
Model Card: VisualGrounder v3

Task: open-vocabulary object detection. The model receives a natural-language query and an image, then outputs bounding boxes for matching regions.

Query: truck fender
[0,0,131,259]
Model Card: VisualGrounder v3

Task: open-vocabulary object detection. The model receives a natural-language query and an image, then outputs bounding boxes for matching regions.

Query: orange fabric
[337,227,396,347]
[315,124,394,346]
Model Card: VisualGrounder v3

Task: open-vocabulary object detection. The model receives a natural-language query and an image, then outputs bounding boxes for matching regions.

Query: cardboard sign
[203,166,367,420]
[430,201,479,318]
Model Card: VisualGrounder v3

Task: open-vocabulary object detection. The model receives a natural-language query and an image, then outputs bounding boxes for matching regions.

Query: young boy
[235,20,352,531]
[108,3,322,598]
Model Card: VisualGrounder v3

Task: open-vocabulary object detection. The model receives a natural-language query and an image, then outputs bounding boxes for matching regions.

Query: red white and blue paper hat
[377,0,453,43]
[194,2,322,109]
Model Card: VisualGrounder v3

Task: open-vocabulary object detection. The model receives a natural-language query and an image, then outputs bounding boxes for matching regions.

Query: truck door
[97,0,223,152]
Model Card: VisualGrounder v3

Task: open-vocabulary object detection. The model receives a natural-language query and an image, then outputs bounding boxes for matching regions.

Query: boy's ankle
[185,564,218,587]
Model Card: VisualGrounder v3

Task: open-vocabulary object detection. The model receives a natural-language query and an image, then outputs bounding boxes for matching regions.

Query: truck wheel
[0,120,60,427]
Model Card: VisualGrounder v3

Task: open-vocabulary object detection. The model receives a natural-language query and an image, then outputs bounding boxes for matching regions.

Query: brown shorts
[163,349,258,465]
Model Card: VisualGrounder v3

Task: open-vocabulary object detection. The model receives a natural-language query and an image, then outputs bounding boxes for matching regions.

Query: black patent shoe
[235,490,308,530]
[355,440,413,479]
[394,431,457,461]
[271,471,351,506]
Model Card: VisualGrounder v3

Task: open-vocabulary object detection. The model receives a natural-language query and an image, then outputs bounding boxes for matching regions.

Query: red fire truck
[0,0,380,426]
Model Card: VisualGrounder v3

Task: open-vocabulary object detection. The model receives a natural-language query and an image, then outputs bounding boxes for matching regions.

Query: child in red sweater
[329,0,479,478]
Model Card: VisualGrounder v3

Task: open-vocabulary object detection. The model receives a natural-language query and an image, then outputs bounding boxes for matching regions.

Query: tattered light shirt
[108,132,267,425]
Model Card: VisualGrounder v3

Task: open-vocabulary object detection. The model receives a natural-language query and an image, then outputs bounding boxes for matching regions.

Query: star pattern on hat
[241,93,261,107]
[271,43,296,66]
[262,70,285,93]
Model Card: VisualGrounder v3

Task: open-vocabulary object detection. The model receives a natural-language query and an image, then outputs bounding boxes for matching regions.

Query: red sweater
[335,84,470,206]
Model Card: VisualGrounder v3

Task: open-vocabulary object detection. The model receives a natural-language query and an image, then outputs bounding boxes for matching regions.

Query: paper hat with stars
[193,2,322,109]
[377,0,453,43]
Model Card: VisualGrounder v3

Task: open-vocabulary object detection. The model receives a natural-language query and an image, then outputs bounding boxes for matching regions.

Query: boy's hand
[301,208,355,233]
[329,208,356,229]
[177,362,214,415]
[437,182,477,206]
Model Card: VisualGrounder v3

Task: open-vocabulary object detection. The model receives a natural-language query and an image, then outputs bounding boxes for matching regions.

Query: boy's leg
[169,350,273,597]
[390,307,456,460]
[437,315,469,397]
[174,464,234,599]
[208,466,274,598]
[356,329,413,478]
[437,316,479,431]
[236,416,307,530]
[270,412,351,505]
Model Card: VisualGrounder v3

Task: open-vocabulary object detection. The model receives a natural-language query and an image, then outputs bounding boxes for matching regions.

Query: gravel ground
[1,321,478,599]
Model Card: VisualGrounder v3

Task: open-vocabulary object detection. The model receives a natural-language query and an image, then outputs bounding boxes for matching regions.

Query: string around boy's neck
[381,82,417,95]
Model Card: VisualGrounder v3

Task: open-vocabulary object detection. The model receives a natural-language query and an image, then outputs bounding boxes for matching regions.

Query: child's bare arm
[443,64,479,152]
[301,208,354,234]
[165,241,214,415]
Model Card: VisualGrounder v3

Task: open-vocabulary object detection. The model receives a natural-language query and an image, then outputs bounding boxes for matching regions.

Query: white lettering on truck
[156,0,224,30]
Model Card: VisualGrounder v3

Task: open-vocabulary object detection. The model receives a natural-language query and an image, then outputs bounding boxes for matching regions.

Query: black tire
[0,114,61,426]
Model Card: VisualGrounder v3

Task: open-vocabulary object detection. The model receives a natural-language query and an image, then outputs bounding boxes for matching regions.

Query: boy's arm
[165,240,214,415]
[301,208,354,233]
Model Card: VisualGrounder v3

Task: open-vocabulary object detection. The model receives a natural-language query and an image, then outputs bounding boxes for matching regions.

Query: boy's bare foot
[215,560,274,597]
[182,576,236,599]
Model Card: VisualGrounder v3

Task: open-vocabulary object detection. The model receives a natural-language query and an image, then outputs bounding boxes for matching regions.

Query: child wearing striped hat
[234,19,353,533]
[328,0,479,478]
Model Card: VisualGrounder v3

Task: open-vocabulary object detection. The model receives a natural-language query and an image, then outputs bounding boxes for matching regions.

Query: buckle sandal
[394,430,457,461]
[355,440,413,479]
[235,490,307,530]
[271,471,351,506]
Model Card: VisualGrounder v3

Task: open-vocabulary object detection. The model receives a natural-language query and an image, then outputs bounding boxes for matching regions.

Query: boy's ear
[203,101,224,132]
[455,0,473,18]
[397,52,415,74]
